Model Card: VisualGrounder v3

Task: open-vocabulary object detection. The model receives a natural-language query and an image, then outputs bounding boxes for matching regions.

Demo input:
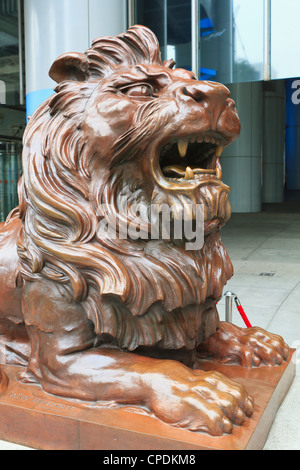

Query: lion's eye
[121,84,154,98]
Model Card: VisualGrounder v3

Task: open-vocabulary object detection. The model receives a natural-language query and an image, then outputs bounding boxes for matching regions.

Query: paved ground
[218,206,300,450]
[0,204,299,450]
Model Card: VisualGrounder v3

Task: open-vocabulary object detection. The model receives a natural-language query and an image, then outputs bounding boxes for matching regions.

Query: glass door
[0,140,22,222]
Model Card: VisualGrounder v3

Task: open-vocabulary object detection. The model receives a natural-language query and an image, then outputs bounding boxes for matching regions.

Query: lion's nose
[183,81,230,104]
[182,82,232,130]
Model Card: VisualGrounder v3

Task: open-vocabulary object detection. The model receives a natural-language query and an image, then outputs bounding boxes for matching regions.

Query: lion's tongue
[162,166,193,179]
[162,165,216,179]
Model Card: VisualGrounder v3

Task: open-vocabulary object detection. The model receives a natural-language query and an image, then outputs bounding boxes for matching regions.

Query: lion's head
[17,26,240,352]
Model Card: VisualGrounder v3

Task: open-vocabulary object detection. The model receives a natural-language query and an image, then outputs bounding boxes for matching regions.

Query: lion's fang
[178,140,188,158]
[216,146,224,158]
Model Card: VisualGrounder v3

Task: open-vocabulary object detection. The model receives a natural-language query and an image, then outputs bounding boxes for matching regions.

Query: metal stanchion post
[224,291,234,323]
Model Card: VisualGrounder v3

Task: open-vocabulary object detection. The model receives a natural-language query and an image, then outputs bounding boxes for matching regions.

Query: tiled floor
[0,204,299,450]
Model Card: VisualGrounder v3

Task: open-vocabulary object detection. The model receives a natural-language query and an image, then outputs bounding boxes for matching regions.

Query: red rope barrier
[234,296,252,328]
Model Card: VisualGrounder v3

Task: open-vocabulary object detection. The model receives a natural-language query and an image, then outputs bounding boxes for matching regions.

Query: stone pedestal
[0,350,295,451]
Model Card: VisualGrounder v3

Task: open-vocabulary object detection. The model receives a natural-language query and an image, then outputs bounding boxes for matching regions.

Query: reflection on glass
[135,0,264,84]
[271,0,300,80]
[200,0,264,83]
[232,0,264,82]
[199,0,232,83]
[135,0,192,70]
[0,0,21,105]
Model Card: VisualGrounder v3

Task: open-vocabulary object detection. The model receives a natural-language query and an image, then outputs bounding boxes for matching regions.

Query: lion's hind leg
[0,319,30,367]
[0,215,30,368]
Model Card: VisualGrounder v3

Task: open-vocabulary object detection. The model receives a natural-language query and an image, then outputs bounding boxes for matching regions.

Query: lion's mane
[17,26,233,351]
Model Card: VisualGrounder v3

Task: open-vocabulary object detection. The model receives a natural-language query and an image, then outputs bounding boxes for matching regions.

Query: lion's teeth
[216,146,224,158]
[178,140,188,158]
[184,166,195,180]
[216,167,222,180]
[216,158,222,179]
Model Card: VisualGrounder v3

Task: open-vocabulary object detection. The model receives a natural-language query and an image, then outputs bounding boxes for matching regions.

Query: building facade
[0,0,300,220]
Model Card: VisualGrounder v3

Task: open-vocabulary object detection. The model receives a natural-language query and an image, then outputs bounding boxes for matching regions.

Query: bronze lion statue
[0,26,289,436]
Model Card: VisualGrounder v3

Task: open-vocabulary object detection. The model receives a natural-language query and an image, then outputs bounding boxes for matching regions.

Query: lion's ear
[49,52,88,83]
[163,59,176,70]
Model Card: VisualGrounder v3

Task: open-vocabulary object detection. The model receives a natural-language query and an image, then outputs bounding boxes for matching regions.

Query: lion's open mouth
[159,134,224,182]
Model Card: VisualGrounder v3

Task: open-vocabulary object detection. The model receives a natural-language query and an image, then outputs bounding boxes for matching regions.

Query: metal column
[225,291,234,323]
[263,0,271,81]
[191,0,200,78]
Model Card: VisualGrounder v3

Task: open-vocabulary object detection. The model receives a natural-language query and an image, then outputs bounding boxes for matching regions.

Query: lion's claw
[146,362,254,436]
[197,322,290,368]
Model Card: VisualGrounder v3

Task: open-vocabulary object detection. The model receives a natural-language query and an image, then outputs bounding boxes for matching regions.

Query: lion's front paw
[197,322,290,368]
[147,363,254,436]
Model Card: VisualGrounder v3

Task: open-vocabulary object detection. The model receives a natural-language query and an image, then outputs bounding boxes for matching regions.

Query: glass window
[232,0,264,82]
[135,0,265,84]
[135,0,192,70]
[0,0,23,106]
[0,140,22,221]
[200,0,264,83]
[271,0,300,80]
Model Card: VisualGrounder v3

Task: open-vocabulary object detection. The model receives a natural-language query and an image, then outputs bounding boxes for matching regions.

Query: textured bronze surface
[0,368,8,393]
[0,26,290,437]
